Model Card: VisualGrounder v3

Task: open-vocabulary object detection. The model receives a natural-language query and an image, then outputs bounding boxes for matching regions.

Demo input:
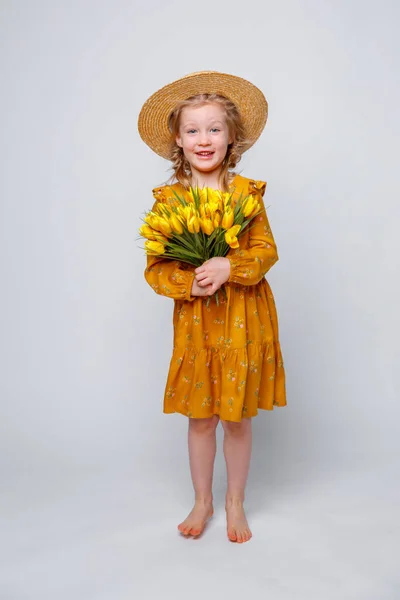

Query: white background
[1,1,399,598]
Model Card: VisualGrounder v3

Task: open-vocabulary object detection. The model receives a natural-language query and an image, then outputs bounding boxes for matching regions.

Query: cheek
[217,137,230,153]
[183,138,196,152]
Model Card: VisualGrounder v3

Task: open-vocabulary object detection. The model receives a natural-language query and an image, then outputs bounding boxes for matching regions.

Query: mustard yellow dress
[144,174,286,422]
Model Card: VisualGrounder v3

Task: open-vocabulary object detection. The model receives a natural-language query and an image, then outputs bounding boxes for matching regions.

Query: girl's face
[176,103,232,179]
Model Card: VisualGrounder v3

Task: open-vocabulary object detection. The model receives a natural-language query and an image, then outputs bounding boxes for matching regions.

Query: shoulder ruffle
[152,182,182,204]
[152,186,168,202]
[233,175,267,198]
[247,178,267,197]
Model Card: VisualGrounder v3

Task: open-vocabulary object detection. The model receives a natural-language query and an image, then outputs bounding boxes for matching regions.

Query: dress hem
[163,401,287,423]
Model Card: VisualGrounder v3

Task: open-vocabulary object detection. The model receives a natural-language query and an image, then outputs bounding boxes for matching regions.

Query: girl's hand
[191,277,214,296]
[195,257,231,294]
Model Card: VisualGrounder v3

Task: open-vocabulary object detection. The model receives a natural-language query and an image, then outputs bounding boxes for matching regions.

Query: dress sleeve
[143,187,197,301]
[227,180,279,286]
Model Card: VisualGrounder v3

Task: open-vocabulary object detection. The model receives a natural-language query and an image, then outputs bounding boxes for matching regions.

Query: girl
[138,71,286,544]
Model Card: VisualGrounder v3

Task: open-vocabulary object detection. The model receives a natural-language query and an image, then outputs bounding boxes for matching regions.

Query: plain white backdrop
[1,1,399,599]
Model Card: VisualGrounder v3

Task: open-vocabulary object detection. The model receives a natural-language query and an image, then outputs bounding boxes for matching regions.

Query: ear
[176,134,183,148]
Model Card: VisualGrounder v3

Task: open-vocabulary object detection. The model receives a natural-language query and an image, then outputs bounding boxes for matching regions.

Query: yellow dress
[144,174,286,422]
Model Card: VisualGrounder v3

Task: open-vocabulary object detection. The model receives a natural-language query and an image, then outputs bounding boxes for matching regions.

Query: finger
[195,271,208,282]
[198,277,213,287]
[195,266,206,274]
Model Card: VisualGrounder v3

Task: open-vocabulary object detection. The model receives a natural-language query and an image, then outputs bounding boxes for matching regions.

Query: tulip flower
[243,197,259,218]
[144,213,159,229]
[139,224,157,240]
[208,200,220,217]
[224,224,241,249]
[213,210,222,228]
[170,213,183,234]
[144,240,166,255]
[207,189,221,205]
[221,207,234,230]
[188,215,200,233]
[157,217,172,237]
[200,217,214,236]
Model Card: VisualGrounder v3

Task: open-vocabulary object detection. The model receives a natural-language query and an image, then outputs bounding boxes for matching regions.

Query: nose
[198,130,211,146]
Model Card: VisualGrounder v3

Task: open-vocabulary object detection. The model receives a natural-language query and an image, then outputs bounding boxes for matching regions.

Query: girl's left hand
[195,257,231,294]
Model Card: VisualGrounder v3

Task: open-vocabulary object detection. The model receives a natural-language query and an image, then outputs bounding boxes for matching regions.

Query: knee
[221,418,251,437]
[189,415,219,435]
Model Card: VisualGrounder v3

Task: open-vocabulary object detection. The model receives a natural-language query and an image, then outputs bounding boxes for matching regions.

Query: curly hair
[167,94,249,192]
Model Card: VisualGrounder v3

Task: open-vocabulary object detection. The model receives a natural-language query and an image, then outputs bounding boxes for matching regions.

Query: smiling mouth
[196,151,214,157]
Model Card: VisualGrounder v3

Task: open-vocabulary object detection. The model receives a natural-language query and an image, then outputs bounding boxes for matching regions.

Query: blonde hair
[167,94,248,192]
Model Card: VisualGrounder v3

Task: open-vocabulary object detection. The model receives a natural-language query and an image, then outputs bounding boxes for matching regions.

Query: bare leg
[221,417,253,543]
[178,415,219,536]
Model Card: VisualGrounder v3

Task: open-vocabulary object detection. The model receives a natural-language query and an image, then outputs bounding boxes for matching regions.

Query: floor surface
[1,457,399,600]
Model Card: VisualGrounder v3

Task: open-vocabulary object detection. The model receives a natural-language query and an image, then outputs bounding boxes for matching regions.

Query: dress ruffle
[164,340,286,422]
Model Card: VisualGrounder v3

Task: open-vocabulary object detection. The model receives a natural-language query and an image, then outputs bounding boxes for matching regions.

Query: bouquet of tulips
[139,187,261,304]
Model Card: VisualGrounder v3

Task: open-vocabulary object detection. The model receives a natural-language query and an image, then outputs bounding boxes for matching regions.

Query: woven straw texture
[137,71,268,159]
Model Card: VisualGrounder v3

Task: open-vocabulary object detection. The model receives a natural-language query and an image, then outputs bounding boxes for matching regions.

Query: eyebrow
[182,120,225,127]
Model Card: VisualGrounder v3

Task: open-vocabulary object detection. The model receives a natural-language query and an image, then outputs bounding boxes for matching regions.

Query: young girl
[138,71,286,544]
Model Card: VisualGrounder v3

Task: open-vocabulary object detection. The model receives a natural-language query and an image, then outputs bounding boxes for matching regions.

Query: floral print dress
[144,174,286,422]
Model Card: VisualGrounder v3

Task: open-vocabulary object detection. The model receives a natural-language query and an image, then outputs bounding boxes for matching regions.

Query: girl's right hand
[191,277,214,296]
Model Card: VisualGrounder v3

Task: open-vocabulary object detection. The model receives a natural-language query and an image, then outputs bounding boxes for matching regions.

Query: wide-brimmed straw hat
[137,70,268,160]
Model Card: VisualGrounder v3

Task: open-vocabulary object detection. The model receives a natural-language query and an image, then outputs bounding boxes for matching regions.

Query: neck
[190,166,222,190]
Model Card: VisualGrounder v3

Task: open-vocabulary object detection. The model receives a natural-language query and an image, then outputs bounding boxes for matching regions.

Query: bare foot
[225,498,252,543]
[178,500,214,537]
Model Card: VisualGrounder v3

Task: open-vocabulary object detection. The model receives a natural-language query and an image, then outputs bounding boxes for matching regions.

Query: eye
[187,129,197,134]
[210,128,220,133]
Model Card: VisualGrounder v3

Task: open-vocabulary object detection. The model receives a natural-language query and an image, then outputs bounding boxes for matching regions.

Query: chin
[193,159,224,174]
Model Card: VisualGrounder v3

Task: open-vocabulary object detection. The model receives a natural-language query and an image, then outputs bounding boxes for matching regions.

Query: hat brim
[137,71,268,160]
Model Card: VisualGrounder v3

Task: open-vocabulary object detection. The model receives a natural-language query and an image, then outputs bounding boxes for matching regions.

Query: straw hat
[137,70,268,159]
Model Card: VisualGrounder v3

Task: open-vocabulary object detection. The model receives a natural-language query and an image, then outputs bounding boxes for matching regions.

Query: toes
[180,526,191,536]
[244,529,252,543]
[228,528,237,542]
[236,532,243,543]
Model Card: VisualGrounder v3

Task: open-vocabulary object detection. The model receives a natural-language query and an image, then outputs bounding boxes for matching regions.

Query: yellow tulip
[188,215,200,233]
[144,213,159,229]
[208,200,220,216]
[222,192,232,207]
[139,224,157,240]
[183,205,194,223]
[243,197,259,218]
[224,224,241,249]
[200,204,208,219]
[221,207,234,230]
[207,189,221,205]
[153,232,169,243]
[144,213,170,236]
[213,210,222,227]
[145,240,166,254]
[200,217,214,235]
[247,201,260,219]
[198,188,208,203]
[169,213,183,234]
[156,217,172,237]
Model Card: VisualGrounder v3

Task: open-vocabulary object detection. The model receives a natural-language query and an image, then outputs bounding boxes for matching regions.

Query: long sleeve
[144,255,196,301]
[227,180,279,286]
